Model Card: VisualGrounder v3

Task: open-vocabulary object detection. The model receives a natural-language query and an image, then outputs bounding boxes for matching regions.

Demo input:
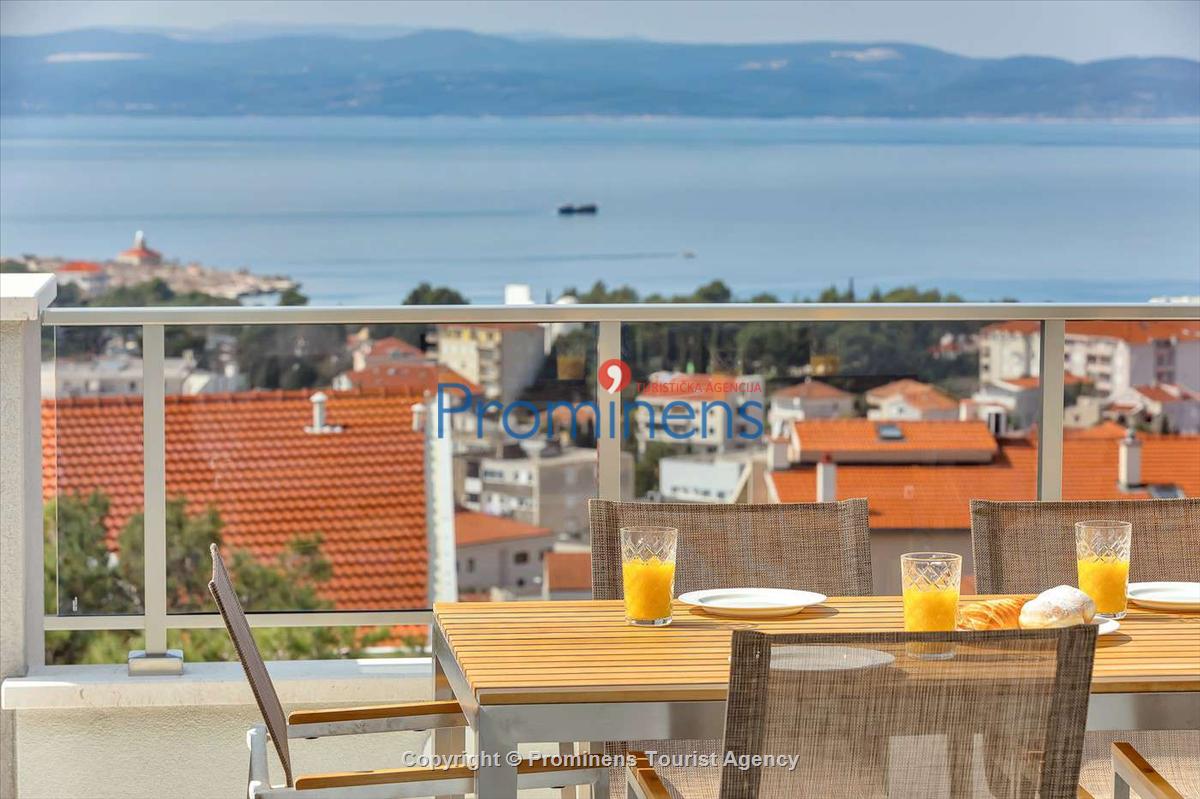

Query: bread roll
[960,598,1026,630]
[1018,585,1097,629]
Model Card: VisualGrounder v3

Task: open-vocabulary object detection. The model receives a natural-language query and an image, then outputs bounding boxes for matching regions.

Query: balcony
[2,273,1198,798]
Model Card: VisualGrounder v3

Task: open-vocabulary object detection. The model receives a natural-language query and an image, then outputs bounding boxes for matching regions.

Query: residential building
[965,375,1087,431]
[435,322,545,402]
[767,378,855,435]
[768,418,1199,592]
[42,351,243,398]
[455,510,556,597]
[657,451,770,503]
[632,372,765,454]
[42,389,435,611]
[458,443,633,542]
[53,261,108,297]
[1106,383,1200,434]
[866,378,959,421]
[978,320,1200,395]
[542,550,592,600]
[347,334,426,371]
[115,230,162,266]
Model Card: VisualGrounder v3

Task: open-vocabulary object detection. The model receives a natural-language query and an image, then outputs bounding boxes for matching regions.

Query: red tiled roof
[770,433,1200,529]
[119,246,161,260]
[1064,421,1128,439]
[42,390,428,610]
[1001,374,1087,390]
[793,419,998,458]
[455,511,551,547]
[60,261,103,273]
[1133,384,1197,403]
[866,379,932,400]
[544,551,592,592]
[339,363,480,395]
[983,320,1200,344]
[867,379,958,412]
[364,337,424,360]
[772,379,853,401]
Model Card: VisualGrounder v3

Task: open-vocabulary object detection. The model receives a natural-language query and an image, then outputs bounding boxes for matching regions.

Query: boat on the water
[557,203,598,215]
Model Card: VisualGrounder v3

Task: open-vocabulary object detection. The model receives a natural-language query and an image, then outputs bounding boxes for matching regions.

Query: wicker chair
[207,545,602,797]
[627,627,1098,798]
[971,499,1200,799]
[588,498,873,799]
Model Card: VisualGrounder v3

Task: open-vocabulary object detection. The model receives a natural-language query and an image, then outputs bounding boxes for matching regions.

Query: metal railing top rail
[41,301,1200,326]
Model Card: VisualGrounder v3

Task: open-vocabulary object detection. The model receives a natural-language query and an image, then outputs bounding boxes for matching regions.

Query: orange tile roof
[1064,421,1128,439]
[339,363,480,395]
[544,551,592,592]
[364,336,425,360]
[793,419,998,458]
[1001,374,1087,390]
[42,390,429,610]
[1133,384,1198,403]
[455,511,551,547]
[60,261,103,273]
[772,379,853,401]
[866,379,958,412]
[770,434,1200,529]
[983,320,1200,344]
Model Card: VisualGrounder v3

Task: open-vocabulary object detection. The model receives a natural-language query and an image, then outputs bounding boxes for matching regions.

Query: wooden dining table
[431,595,1200,797]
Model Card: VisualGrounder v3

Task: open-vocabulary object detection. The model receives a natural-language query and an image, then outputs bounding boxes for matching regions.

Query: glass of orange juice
[901,552,961,660]
[620,526,678,626]
[1076,521,1131,619]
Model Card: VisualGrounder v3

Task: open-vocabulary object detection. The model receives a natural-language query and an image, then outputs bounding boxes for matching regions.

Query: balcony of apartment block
[2,272,1199,798]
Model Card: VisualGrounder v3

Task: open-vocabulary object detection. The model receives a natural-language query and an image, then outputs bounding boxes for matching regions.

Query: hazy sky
[2,0,1198,62]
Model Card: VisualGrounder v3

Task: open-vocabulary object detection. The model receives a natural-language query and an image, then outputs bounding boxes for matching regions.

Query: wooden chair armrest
[288,699,463,726]
[295,757,600,791]
[625,750,671,799]
[1111,742,1184,799]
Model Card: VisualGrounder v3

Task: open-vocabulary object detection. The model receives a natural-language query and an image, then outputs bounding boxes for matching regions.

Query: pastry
[1018,585,1097,629]
[959,597,1026,630]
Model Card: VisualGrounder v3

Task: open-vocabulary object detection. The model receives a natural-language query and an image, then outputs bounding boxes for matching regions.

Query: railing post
[1038,319,1066,501]
[596,321,623,500]
[127,323,182,674]
[0,273,56,798]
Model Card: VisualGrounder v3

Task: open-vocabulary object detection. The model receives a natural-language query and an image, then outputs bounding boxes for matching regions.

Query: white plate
[1128,582,1200,612]
[1095,618,1120,636]
[771,645,896,672]
[678,587,826,618]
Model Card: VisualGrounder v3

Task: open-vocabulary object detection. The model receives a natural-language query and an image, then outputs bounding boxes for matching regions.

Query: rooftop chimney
[305,391,342,434]
[1118,427,1142,489]
[816,453,837,503]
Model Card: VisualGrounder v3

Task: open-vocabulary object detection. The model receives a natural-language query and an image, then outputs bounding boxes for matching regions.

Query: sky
[1,0,1198,62]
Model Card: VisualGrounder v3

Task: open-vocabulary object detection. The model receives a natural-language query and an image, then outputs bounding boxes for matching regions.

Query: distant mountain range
[2,28,1197,118]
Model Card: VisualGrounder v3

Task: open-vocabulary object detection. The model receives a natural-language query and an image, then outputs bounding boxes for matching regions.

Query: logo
[598,358,631,394]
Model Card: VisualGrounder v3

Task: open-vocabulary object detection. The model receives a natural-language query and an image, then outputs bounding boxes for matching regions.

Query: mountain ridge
[3,28,1197,118]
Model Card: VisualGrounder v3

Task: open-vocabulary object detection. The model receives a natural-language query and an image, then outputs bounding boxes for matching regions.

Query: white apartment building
[978,320,1200,396]
[1107,383,1200,434]
[767,378,855,436]
[458,443,633,542]
[657,451,770,503]
[632,372,765,454]
[435,322,545,402]
[865,379,959,421]
[42,351,243,398]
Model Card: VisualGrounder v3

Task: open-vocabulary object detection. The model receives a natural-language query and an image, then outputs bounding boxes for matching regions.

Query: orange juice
[1077,556,1129,615]
[903,586,960,631]
[622,557,675,622]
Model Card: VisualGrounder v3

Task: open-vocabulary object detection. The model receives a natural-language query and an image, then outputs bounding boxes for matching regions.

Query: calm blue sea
[2,116,1198,304]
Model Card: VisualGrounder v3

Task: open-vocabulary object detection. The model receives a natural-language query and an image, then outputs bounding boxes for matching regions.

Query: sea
[1,116,1198,305]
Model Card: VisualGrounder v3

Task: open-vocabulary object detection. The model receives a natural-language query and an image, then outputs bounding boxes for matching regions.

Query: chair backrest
[208,544,293,787]
[588,499,872,599]
[719,626,1096,799]
[971,498,1200,594]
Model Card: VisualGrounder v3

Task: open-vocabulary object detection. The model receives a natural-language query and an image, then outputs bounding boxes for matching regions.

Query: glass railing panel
[46,325,146,663]
[620,315,1043,595]
[1061,318,1200,501]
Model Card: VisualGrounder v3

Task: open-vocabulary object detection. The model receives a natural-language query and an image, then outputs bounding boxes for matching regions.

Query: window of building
[514,551,529,565]
[467,558,476,573]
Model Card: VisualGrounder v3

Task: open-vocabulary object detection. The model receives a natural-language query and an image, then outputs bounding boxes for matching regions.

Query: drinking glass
[901,552,962,660]
[620,526,678,626]
[1076,520,1132,619]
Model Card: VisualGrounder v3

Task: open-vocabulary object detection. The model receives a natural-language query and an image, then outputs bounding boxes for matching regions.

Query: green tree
[45,493,396,664]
